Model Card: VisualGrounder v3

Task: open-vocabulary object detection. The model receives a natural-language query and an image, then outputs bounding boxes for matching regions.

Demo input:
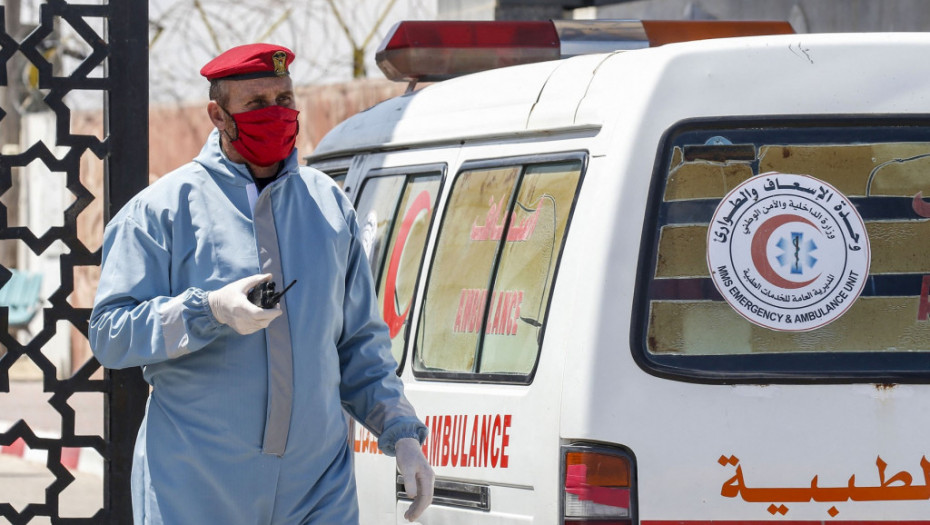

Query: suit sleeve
[89,213,227,369]
[336,208,428,457]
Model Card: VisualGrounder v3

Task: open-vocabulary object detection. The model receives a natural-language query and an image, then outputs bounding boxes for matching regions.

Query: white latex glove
[395,437,434,522]
[207,274,282,335]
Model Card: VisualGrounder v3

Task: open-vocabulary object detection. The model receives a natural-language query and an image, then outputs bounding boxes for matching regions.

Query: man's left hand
[395,437,434,522]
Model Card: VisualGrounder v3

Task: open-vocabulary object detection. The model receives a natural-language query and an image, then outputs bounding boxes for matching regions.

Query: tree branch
[193,0,223,54]
[256,8,293,43]
[324,0,358,48]
[361,0,398,49]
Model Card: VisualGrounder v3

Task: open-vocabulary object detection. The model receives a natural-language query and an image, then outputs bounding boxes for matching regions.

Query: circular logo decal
[360,210,378,258]
[707,173,870,331]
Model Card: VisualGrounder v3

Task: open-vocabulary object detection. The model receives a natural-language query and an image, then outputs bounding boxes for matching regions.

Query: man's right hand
[208,274,282,334]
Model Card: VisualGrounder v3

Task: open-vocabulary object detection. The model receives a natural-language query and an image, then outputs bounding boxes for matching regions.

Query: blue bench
[0,269,43,329]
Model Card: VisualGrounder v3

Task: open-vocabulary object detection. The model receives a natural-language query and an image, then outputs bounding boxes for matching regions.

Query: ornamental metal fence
[0,0,148,522]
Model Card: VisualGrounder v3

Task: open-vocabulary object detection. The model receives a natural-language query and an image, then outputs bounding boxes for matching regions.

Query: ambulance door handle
[397,476,490,511]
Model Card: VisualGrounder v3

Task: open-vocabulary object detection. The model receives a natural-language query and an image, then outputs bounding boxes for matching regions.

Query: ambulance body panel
[310,30,930,524]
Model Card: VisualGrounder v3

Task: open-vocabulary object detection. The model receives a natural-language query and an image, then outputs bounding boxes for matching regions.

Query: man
[90,43,434,524]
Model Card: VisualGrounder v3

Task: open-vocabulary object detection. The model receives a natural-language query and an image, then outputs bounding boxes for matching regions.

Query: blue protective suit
[90,130,427,524]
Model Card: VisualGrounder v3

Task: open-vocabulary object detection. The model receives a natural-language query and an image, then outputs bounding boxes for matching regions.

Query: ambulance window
[356,175,406,279]
[355,170,442,366]
[314,166,348,188]
[330,171,347,189]
[415,159,582,382]
[635,119,930,382]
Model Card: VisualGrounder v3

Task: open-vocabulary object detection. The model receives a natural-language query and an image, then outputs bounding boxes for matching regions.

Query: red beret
[200,43,295,81]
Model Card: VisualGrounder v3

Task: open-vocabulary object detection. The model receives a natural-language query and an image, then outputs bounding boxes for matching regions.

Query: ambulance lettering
[353,413,514,469]
[353,425,384,455]
[720,454,930,518]
[453,289,524,335]
[472,195,540,242]
[423,414,513,468]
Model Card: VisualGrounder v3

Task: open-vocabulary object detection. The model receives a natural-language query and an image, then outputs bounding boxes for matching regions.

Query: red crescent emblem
[913,191,930,218]
[383,191,432,338]
[750,214,820,290]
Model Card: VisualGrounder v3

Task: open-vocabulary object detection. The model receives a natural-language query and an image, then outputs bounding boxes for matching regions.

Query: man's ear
[207,101,227,131]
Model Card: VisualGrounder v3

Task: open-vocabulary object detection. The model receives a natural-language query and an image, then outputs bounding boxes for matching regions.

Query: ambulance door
[350,162,445,524]
[400,154,586,523]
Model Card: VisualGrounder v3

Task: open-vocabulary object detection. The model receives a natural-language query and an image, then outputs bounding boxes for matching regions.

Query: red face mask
[223,105,299,167]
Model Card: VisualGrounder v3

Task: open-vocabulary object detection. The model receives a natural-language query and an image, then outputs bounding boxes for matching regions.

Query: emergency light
[375,21,560,83]
[376,19,794,83]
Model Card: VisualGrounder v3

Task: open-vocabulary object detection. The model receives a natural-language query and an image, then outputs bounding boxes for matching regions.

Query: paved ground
[0,454,103,523]
[0,380,104,438]
[1,380,105,523]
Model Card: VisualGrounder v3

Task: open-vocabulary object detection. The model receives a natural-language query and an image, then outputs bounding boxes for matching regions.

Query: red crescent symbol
[913,191,930,218]
[383,190,432,338]
[750,214,820,290]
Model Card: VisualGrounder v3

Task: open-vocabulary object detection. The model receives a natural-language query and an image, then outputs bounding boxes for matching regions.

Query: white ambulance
[306,19,930,524]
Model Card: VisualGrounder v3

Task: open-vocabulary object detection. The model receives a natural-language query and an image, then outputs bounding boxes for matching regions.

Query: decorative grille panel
[0,1,148,523]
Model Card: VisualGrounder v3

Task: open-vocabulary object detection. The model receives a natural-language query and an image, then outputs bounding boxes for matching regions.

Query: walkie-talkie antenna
[267,279,297,307]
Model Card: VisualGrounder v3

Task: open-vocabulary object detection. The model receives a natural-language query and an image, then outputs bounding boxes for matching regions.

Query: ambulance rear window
[635,118,930,382]
[414,157,583,383]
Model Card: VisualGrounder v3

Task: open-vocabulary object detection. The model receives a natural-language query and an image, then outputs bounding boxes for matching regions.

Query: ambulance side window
[635,119,930,381]
[313,166,349,189]
[355,171,442,367]
[329,170,348,189]
[356,176,406,280]
[415,159,583,382]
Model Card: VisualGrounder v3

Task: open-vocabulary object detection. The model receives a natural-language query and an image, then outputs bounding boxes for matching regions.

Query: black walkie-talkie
[248,279,297,309]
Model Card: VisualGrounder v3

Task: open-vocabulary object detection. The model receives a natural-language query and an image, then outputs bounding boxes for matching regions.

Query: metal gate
[0,0,149,523]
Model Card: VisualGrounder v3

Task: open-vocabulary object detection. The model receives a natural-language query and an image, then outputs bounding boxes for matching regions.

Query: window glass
[317,168,348,188]
[330,171,347,189]
[642,124,930,363]
[355,175,406,282]
[480,162,582,374]
[377,176,441,363]
[416,160,583,380]
[417,167,519,373]
[355,171,441,367]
